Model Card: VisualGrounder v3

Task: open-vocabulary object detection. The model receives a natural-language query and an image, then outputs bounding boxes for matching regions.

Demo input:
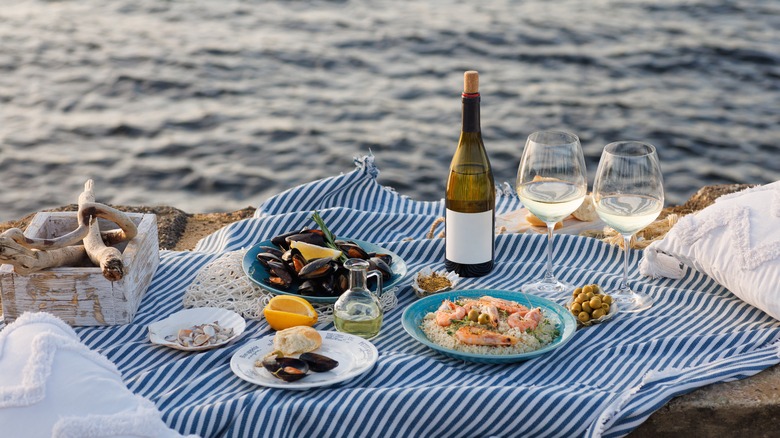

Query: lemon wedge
[263,295,318,330]
[289,240,342,261]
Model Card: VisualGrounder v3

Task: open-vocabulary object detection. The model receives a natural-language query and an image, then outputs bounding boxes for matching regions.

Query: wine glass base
[521,278,574,301]
[610,288,653,313]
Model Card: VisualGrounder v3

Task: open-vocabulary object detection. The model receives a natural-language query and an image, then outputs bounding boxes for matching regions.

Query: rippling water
[0,0,778,221]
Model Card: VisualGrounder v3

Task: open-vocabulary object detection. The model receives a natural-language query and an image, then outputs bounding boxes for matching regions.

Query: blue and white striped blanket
[70,157,780,437]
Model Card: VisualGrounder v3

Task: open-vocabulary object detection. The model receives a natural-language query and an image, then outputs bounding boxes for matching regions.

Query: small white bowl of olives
[568,284,617,327]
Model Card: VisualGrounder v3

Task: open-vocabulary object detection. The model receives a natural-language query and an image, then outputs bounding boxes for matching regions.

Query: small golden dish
[411,267,460,298]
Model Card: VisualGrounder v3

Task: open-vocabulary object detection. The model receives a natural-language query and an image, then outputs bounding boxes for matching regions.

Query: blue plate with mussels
[242,229,407,304]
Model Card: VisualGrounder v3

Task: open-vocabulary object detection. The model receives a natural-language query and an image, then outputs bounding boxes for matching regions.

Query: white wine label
[445,209,493,264]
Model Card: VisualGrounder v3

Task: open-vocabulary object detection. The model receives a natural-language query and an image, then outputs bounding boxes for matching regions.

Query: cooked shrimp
[435,300,466,327]
[455,326,518,346]
[483,304,500,326]
[478,296,529,314]
[507,307,543,331]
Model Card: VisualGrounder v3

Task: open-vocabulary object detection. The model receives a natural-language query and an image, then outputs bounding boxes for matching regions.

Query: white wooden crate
[0,212,159,326]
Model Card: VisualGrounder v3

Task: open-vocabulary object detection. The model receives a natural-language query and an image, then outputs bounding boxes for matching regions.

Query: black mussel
[334,267,349,294]
[259,246,284,258]
[290,249,308,274]
[297,280,320,296]
[286,229,327,248]
[335,240,370,259]
[371,253,393,266]
[271,230,301,250]
[299,352,339,372]
[256,252,284,268]
[265,260,293,288]
[318,277,338,296]
[262,354,309,382]
[298,258,335,280]
[368,256,393,281]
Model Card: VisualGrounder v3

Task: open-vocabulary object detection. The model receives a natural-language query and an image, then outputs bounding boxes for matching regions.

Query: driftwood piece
[1,203,137,251]
[79,180,125,281]
[0,236,86,275]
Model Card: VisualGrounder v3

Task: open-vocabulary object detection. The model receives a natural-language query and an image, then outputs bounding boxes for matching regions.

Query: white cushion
[0,312,195,438]
[640,181,780,320]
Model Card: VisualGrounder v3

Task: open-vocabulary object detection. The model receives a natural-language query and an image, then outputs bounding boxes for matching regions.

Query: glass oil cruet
[333,258,383,339]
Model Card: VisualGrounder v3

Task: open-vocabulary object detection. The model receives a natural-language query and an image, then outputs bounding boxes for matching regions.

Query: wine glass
[593,141,663,313]
[516,130,587,297]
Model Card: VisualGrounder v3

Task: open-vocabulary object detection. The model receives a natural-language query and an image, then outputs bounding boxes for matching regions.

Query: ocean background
[0,0,778,221]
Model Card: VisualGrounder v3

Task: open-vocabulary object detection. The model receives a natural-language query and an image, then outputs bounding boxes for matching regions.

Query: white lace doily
[183,248,398,325]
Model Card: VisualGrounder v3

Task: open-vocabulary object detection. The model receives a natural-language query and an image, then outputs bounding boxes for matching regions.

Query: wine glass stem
[544,223,556,282]
[620,234,632,291]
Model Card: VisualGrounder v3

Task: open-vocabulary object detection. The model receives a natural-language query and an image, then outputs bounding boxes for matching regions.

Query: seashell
[203,324,217,338]
[193,333,211,346]
[178,329,193,343]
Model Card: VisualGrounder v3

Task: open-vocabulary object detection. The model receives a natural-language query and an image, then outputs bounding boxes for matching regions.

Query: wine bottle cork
[464,71,479,94]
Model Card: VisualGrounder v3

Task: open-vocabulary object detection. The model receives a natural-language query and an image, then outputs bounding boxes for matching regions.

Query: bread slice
[273,326,322,355]
[572,194,598,222]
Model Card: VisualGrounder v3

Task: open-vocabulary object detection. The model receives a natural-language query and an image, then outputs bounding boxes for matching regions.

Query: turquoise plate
[402,289,577,364]
[243,239,408,304]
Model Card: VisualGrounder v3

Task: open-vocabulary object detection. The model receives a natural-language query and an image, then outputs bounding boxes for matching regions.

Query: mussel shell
[271,230,301,250]
[259,246,284,258]
[335,240,370,259]
[298,258,335,280]
[368,257,393,281]
[286,230,326,248]
[371,253,393,266]
[256,252,284,268]
[265,260,293,288]
[263,356,309,382]
[299,352,339,372]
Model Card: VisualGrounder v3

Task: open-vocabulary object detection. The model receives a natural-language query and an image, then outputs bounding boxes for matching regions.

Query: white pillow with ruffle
[640,181,780,320]
[0,311,198,438]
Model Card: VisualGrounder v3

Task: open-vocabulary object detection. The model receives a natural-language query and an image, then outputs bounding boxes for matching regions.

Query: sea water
[0,0,777,220]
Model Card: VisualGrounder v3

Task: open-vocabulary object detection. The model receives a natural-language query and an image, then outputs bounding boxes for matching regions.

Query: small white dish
[148,307,246,351]
[230,331,378,390]
[411,267,461,298]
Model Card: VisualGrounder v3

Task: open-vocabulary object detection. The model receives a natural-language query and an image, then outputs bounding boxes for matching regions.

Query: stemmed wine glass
[593,141,663,313]
[516,130,587,297]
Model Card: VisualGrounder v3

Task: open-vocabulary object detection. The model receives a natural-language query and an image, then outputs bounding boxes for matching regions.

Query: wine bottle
[444,71,495,277]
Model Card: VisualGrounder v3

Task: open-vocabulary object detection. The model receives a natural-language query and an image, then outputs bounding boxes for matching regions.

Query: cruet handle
[367,270,383,298]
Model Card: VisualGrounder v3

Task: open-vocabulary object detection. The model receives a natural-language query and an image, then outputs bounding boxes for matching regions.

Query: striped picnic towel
[70,156,780,437]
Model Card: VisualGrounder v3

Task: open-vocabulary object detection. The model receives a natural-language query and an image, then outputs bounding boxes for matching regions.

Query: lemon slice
[263,295,318,331]
[289,240,342,261]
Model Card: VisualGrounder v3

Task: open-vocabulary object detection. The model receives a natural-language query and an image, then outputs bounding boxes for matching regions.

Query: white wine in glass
[593,141,664,313]
[516,130,587,297]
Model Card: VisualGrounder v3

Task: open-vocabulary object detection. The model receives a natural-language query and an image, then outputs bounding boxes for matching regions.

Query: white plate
[230,331,378,390]
[148,307,246,351]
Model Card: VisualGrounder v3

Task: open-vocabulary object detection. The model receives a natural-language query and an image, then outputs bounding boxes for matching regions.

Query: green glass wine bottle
[444,70,495,277]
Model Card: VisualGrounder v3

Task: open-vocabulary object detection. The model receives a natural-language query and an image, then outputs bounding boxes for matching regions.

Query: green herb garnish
[311,210,347,262]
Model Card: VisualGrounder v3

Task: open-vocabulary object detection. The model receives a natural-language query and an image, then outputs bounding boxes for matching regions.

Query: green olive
[586,292,594,300]
[603,295,613,305]
[582,285,594,295]
[573,287,583,296]
[592,308,605,319]
[477,313,491,325]
[592,284,600,293]
[576,293,588,304]
[601,303,610,312]
[589,297,602,310]
[570,302,582,314]
[467,309,480,322]
[578,312,590,323]
[581,302,592,313]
